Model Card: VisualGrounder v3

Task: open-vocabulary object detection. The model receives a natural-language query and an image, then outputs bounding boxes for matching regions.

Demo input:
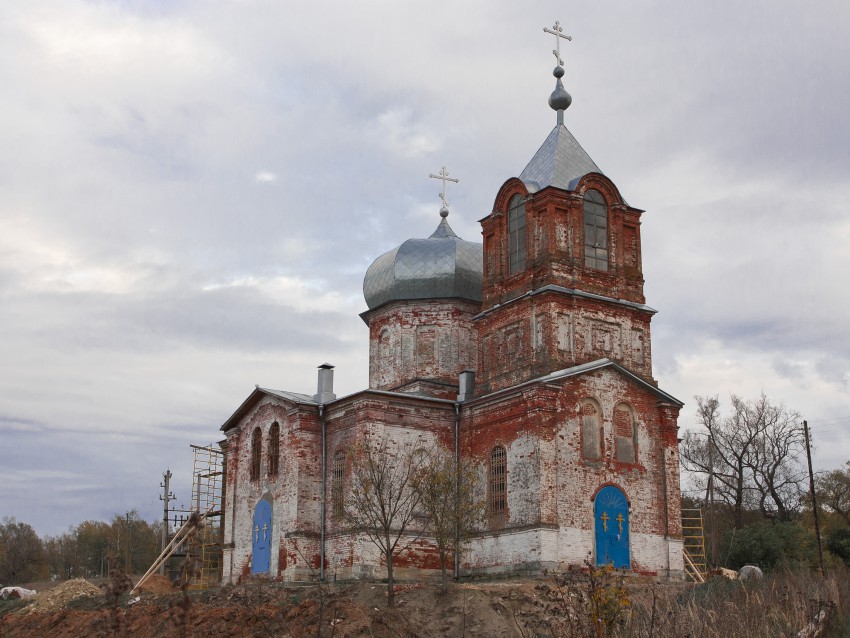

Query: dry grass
[520,564,849,638]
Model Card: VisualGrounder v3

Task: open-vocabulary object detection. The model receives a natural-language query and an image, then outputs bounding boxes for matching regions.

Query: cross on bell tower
[543,20,572,66]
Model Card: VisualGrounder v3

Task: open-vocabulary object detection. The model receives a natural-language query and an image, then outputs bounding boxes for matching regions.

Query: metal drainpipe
[454,402,460,581]
[319,404,326,581]
[659,436,671,577]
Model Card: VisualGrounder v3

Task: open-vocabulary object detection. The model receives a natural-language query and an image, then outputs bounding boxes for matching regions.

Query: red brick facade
[219,118,683,584]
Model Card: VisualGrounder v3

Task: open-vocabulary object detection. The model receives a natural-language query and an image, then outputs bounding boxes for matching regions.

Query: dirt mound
[24,578,102,613]
[135,574,177,594]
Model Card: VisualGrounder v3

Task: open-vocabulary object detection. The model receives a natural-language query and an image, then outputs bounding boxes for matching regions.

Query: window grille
[490,446,507,516]
[268,422,280,476]
[332,450,346,518]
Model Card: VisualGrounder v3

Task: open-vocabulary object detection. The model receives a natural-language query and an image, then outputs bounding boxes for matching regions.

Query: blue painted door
[594,486,630,569]
[251,499,272,574]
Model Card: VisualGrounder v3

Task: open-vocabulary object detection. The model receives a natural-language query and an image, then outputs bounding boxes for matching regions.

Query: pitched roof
[519,124,602,193]
[471,358,683,407]
[219,386,316,432]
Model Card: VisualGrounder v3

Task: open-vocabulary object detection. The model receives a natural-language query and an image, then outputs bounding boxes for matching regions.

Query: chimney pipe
[457,369,475,402]
[314,363,336,403]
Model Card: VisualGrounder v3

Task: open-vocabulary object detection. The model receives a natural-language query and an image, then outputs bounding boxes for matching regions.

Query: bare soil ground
[1,570,847,638]
[0,578,559,638]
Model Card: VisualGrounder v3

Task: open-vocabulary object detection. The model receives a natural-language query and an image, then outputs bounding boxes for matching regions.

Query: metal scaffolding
[188,443,224,588]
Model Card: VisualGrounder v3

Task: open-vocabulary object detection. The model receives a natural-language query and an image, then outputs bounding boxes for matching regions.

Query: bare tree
[681,394,805,528]
[414,448,486,592]
[344,434,428,607]
[742,394,805,521]
[681,396,758,528]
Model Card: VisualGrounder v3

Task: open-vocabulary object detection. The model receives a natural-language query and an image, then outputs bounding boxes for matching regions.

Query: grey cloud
[2,0,848,535]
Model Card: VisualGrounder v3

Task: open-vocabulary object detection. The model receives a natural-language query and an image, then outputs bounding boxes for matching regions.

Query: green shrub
[827,528,850,567]
[722,521,818,570]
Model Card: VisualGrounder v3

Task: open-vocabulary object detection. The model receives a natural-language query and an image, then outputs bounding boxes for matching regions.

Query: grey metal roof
[363,217,483,310]
[519,124,602,193]
[260,388,317,405]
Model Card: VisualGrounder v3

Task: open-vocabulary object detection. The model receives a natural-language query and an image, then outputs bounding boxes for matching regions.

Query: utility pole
[706,435,718,568]
[803,420,825,575]
[125,512,131,573]
[159,470,176,576]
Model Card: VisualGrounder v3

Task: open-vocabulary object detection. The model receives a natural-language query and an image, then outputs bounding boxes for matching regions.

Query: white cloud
[365,108,440,159]
[254,171,278,182]
[201,274,353,314]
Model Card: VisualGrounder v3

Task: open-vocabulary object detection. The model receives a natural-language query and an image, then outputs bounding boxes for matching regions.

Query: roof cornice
[473,284,657,321]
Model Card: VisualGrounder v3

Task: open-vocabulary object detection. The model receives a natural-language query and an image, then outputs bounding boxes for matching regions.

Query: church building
[218,24,684,583]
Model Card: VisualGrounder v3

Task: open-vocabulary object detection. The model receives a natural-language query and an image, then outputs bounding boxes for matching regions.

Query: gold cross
[600,511,610,532]
[616,513,624,535]
[543,20,572,66]
[254,524,259,542]
[262,522,269,541]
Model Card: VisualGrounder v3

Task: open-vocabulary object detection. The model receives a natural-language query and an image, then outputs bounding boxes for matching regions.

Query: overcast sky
[1,1,848,537]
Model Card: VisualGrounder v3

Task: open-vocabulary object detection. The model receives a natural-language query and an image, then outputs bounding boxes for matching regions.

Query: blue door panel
[251,499,272,574]
[594,486,630,569]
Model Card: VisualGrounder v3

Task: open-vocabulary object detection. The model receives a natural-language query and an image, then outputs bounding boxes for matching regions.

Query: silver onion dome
[363,217,483,310]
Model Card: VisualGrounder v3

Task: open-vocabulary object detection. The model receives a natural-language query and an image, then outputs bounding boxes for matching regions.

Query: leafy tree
[0,517,47,583]
[76,520,113,577]
[414,448,486,592]
[344,434,428,607]
[44,529,82,579]
[815,462,850,526]
[107,511,161,575]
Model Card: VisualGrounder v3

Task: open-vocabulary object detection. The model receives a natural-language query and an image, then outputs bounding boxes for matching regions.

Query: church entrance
[251,499,272,574]
[594,485,630,569]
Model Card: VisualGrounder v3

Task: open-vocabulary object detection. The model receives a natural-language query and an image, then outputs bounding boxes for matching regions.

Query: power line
[811,433,850,441]
[811,426,850,435]
[808,415,850,424]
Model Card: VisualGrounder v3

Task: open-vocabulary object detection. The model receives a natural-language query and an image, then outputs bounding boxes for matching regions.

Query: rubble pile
[24,578,102,613]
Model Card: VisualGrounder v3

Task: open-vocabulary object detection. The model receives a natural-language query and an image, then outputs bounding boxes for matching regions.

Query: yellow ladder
[681,508,707,582]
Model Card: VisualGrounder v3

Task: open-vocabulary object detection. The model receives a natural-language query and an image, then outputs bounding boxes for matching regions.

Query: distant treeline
[0,510,161,584]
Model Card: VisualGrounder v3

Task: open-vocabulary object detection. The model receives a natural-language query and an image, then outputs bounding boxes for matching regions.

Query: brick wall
[364,299,479,395]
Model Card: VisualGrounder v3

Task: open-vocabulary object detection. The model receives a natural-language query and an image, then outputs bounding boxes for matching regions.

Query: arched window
[613,404,637,464]
[489,445,507,517]
[250,427,262,481]
[508,194,526,274]
[581,401,603,460]
[268,422,280,476]
[583,189,608,271]
[332,449,346,518]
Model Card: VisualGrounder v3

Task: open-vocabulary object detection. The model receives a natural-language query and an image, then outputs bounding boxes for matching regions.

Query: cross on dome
[429,166,459,218]
[543,20,572,67]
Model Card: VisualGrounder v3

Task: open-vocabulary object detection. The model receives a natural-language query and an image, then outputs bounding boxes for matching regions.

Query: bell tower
[476,27,656,395]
